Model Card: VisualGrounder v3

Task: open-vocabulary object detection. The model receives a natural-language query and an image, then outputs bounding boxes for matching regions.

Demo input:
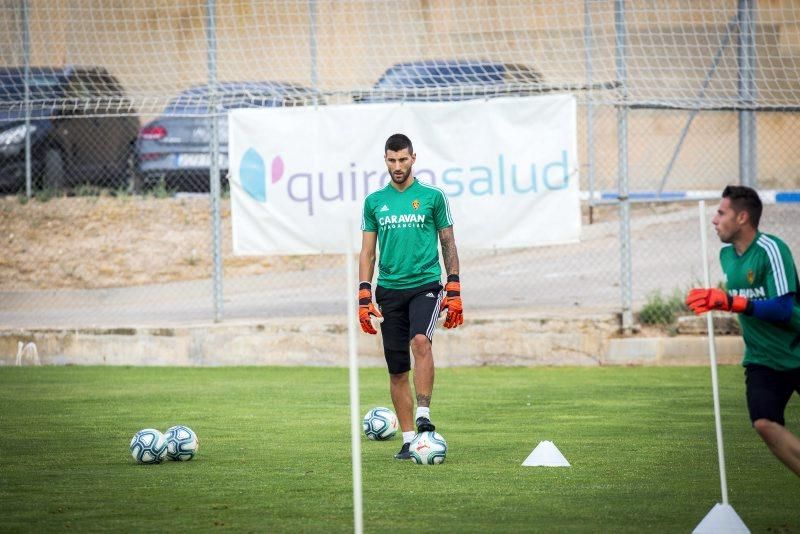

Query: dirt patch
[4,194,749,340]
[0,194,708,292]
[0,194,334,290]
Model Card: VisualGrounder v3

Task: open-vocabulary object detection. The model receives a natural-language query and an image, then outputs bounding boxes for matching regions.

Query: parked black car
[0,66,140,193]
[353,59,546,103]
[136,82,322,192]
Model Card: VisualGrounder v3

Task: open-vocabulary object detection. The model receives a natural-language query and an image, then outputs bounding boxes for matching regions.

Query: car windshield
[163,84,315,114]
[0,73,65,102]
[376,63,507,88]
[372,61,544,91]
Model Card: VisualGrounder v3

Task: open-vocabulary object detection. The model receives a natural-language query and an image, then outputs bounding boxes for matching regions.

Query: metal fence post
[738,0,757,188]
[309,0,319,105]
[616,0,634,333]
[584,0,596,224]
[22,0,32,198]
[207,0,224,323]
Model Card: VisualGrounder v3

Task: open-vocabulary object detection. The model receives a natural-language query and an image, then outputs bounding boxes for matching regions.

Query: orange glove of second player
[440,275,463,329]
[685,288,748,315]
[358,282,383,335]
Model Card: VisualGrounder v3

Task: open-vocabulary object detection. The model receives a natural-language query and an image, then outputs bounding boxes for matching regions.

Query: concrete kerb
[0,311,745,367]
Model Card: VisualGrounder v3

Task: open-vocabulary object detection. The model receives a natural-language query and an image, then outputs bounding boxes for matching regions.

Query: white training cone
[693,503,749,534]
[522,440,570,467]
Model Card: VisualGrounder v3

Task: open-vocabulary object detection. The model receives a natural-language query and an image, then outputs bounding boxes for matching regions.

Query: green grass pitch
[0,366,797,532]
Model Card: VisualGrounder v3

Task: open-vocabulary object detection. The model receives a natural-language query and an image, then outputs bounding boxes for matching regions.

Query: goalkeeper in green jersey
[686,185,800,477]
[358,133,463,460]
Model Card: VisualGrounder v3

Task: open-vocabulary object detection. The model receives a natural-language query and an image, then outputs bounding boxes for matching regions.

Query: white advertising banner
[229,94,580,255]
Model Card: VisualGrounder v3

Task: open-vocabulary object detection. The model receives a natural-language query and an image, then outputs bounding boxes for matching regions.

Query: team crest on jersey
[411,199,420,210]
[747,270,755,284]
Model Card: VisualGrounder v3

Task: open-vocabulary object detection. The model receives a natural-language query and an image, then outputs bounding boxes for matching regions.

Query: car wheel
[43,148,65,191]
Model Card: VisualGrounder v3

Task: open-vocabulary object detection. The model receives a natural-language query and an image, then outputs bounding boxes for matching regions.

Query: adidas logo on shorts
[425,292,435,297]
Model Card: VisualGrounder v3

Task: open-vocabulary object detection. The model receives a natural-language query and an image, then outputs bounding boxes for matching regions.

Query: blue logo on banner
[240,148,266,202]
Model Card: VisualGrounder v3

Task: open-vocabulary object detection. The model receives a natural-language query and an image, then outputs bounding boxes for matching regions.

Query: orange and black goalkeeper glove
[440,274,463,329]
[358,282,383,335]
[685,288,750,315]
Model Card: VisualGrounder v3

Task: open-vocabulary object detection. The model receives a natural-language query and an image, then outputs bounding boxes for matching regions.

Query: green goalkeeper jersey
[719,232,800,370]
[361,178,453,289]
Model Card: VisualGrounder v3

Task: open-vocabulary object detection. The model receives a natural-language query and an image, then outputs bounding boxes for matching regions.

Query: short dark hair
[385,133,413,154]
[722,185,762,229]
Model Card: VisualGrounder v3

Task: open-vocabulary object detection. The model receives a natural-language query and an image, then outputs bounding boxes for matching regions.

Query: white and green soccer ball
[165,425,199,461]
[409,431,447,465]
[362,407,399,441]
[130,428,168,464]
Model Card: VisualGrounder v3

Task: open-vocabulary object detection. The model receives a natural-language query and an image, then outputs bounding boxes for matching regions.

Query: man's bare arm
[359,231,378,283]
[438,226,463,328]
[439,226,459,276]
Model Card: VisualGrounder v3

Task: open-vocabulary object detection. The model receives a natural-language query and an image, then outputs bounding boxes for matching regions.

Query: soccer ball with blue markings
[362,407,399,441]
[410,431,447,465]
[165,425,199,461]
[129,428,168,464]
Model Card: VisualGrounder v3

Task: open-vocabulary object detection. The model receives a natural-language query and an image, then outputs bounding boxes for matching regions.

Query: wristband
[447,274,460,283]
[728,294,749,314]
[358,282,372,306]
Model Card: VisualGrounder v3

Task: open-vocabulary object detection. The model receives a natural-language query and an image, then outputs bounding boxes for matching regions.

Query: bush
[73,184,103,197]
[638,289,689,325]
[149,178,174,199]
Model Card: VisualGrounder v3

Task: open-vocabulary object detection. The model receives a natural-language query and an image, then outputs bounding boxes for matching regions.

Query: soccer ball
[130,428,168,464]
[409,431,447,465]
[165,425,199,461]
[362,407,399,441]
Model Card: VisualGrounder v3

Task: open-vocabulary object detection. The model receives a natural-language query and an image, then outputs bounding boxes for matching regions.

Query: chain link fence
[0,1,798,331]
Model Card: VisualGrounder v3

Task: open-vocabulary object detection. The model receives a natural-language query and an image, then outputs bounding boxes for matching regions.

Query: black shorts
[745,364,800,425]
[375,281,443,375]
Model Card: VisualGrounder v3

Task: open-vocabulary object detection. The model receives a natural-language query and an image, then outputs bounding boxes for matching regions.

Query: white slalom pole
[345,219,363,534]
[698,200,729,504]
[693,201,749,534]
